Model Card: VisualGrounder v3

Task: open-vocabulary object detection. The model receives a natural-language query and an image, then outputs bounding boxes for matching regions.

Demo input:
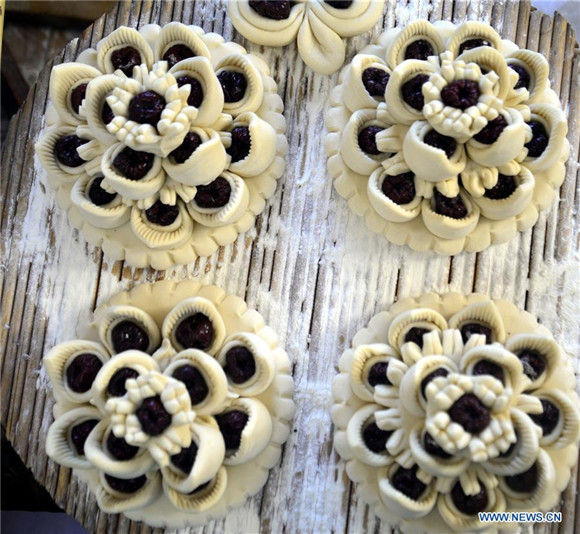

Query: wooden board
[1,1,579,532]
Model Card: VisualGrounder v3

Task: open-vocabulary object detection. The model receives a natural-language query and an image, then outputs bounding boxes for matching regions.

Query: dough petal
[297,10,346,75]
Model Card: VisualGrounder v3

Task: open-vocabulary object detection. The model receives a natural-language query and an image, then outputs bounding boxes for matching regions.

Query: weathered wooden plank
[535,13,558,263]
[2,7,105,528]
[555,25,579,260]
[17,41,107,534]
[526,12,579,534]
[490,0,504,32]
[492,0,539,311]
[29,18,102,516]
[519,5,545,316]
[180,0,195,25]
[429,0,445,22]
[477,0,493,24]
[502,0,520,42]
[514,0,531,48]
[157,0,175,26]
[554,30,580,534]
[0,110,26,342]
[1,2,578,534]
[221,10,344,533]
[1,71,50,427]
[465,0,480,22]
[9,37,85,467]
[441,0,453,23]
[451,0,467,23]
[544,11,570,260]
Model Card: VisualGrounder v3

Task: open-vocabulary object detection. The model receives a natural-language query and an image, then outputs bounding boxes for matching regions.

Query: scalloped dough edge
[53,280,295,528]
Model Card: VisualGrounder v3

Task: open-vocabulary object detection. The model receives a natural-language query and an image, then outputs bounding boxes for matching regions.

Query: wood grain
[1,1,578,532]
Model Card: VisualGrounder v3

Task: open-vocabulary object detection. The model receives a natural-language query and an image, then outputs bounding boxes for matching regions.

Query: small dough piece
[187,172,250,228]
[49,63,102,124]
[162,127,228,186]
[403,121,467,182]
[130,200,194,250]
[342,54,391,112]
[447,21,503,58]
[228,1,305,47]
[466,107,527,168]
[385,20,444,69]
[71,174,130,229]
[506,50,549,104]
[225,112,277,178]
[341,109,392,175]
[367,159,422,223]
[96,26,155,74]
[471,167,534,220]
[385,60,437,125]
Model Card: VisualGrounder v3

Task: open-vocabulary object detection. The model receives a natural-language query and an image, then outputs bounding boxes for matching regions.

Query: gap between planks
[0,1,578,533]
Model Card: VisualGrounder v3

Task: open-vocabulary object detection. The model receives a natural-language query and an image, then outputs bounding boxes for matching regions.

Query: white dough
[228,0,385,75]
[325,20,569,255]
[35,23,287,269]
[331,293,580,533]
[44,280,295,528]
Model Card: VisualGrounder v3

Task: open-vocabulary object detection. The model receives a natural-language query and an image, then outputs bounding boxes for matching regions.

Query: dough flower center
[103,62,197,157]
[106,370,195,465]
